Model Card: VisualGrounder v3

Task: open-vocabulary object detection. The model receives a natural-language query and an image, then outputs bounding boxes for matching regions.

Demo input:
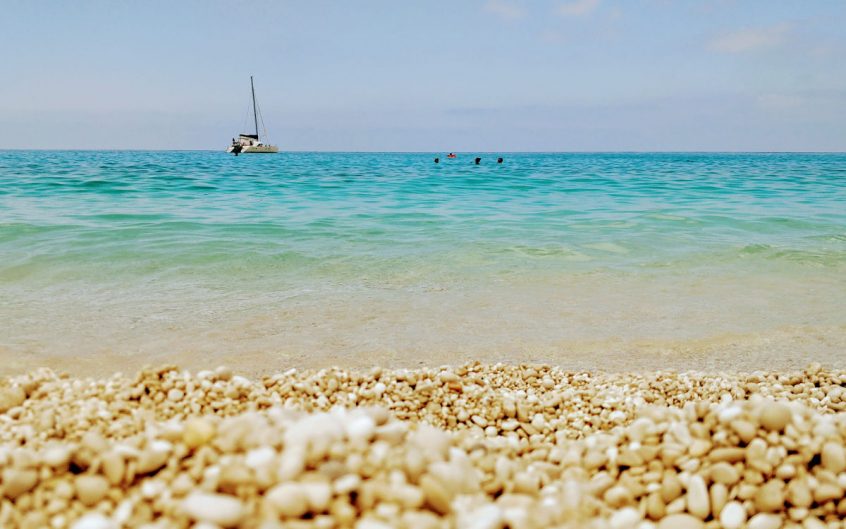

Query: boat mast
[250,75,259,139]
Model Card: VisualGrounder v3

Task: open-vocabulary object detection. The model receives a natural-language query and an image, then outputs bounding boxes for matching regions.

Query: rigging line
[256,100,270,142]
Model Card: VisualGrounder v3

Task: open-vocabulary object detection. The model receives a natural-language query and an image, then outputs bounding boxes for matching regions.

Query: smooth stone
[822,441,846,474]
[755,480,786,512]
[686,475,710,519]
[719,501,747,529]
[2,468,38,499]
[266,482,310,518]
[183,417,215,449]
[656,513,703,529]
[70,514,117,529]
[747,513,783,529]
[181,492,245,528]
[710,462,740,485]
[75,475,110,506]
[759,402,791,432]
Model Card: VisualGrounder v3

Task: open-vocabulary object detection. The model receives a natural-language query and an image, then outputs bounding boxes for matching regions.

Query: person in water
[447,153,457,159]
[497,157,503,164]
[475,157,481,165]
[434,158,440,163]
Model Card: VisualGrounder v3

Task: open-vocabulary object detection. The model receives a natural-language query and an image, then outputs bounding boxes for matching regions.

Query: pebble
[759,401,792,432]
[755,480,786,512]
[0,385,26,413]
[821,441,846,473]
[266,482,310,518]
[719,501,746,529]
[183,417,215,449]
[747,513,784,529]
[686,475,709,519]
[2,468,38,499]
[181,492,245,527]
[656,513,703,529]
[75,475,110,506]
[69,514,117,529]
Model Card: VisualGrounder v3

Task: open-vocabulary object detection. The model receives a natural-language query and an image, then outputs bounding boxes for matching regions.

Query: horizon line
[2,149,845,154]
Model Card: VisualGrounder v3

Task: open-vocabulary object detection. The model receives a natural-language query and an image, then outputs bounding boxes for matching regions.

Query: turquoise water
[1,151,845,373]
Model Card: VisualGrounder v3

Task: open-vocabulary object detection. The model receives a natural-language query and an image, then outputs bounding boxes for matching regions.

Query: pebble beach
[3,363,846,529]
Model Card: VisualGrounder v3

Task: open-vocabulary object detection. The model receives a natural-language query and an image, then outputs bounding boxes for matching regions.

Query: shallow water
[1,151,845,374]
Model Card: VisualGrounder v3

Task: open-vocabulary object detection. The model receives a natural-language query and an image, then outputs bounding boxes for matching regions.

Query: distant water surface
[1,151,845,374]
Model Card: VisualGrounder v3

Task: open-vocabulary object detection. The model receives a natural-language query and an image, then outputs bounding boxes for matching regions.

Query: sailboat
[227,76,279,154]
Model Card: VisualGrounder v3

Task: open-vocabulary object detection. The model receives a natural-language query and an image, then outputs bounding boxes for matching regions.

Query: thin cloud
[484,0,526,21]
[708,24,790,53]
[557,0,600,17]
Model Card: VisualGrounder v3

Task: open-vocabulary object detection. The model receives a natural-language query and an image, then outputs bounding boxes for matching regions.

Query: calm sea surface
[1,151,845,374]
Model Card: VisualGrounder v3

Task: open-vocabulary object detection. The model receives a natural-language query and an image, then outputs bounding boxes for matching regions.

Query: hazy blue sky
[2,1,845,151]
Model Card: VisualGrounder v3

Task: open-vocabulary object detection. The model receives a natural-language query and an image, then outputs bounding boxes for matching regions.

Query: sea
[1,151,845,375]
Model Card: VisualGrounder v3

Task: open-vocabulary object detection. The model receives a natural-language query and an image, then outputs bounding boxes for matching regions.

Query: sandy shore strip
[2,363,846,528]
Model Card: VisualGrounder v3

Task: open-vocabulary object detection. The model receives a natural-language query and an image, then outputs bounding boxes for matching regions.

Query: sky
[1,0,845,151]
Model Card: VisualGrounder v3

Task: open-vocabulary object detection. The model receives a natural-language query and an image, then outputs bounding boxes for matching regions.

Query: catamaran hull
[226,145,279,154]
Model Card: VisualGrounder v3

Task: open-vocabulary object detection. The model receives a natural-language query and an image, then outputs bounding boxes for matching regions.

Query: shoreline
[4,330,846,379]
[2,362,846,528]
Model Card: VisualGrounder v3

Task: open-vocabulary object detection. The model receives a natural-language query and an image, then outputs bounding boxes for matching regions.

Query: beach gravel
[2,363,846,528]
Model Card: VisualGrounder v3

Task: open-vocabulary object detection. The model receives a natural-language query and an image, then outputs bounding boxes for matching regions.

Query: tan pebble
[710,483,727,519]
[266,482,310,518]
[755,480,786,513]
[513,472,540,494]
[747,513,783,529]
[812,482,843,504]
[689,439,711,458]
[75,475,110,506]
[786,478,812,508]
[821,442,846,474]
[401,510,441,529]
[759,402,791,432]
[302,482,332,512]
[355,517,394,529]
[610,507,642,529]
[420,474,452,515]
[730,420,758,444]
[584,450,608,470]
[686,475,709,519]
[656,513,703,529]
[181,492,244,528]
[801,518,826,529]
[2,468,38,499]
[136,448,169,474]
[42,446,72,468]
[710,462,740,485]
[646,492,666,520]
[183,417,215,449]
[719,501,746,529]
[0,385,26,413]
[100,452,125,485]
[69,513,116,529]
[21,511,48,529]
[471,415,488,428]
[604,485,634,508]
[661,472,683,503]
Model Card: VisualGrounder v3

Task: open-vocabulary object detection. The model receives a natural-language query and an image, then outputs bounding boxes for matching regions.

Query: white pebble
[748,513,783,529]
[719,501,747,529]
[610,507,642,529]
[181,492,245,528]
[70,514,117,529]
